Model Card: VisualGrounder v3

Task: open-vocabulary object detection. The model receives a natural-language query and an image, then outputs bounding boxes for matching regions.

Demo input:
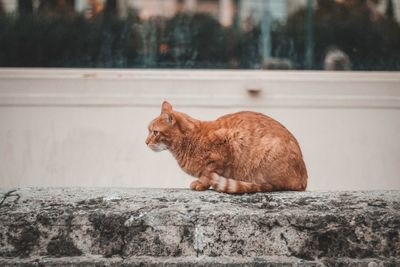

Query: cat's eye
[153,130,159,136]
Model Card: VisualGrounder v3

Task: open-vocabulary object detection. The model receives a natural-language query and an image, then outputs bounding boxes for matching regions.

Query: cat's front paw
[190,180,209,191]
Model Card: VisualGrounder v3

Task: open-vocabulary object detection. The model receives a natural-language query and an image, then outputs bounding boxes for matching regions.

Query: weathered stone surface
[0,255,321,267]
[0,188,399,266]
[1,255,399,267]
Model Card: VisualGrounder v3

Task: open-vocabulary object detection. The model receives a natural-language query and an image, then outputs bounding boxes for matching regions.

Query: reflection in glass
[0,0,399,70]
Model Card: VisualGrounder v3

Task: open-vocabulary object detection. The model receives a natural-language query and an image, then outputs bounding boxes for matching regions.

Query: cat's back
[211,110,302,159]
[215,111,290,137]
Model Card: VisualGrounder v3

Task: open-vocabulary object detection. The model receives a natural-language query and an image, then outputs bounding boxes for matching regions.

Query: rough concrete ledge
[0,188,399,266]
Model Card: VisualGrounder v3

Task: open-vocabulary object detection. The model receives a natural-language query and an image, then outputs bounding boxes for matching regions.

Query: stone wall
[0,188,399,266]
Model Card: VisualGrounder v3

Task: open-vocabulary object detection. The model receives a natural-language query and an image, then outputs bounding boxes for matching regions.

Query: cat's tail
[210,173,273,193]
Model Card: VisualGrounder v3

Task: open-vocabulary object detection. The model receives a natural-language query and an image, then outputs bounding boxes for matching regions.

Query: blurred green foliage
[0,11,141,67]
[284,0,400,70]
[0,0,399,70]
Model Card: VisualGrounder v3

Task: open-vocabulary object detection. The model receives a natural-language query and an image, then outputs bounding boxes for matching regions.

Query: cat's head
[146,101,177,152]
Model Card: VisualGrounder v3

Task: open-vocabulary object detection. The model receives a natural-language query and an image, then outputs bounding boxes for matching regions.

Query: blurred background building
[2,0,400,23]
[0,0,400,70]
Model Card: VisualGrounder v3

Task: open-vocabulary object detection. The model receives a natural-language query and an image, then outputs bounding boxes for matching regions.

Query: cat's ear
[161,101,174,124]
[162,112,174,124]
[161,101,173,113]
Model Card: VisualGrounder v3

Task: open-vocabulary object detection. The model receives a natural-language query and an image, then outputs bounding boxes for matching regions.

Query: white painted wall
[0,69,399,191]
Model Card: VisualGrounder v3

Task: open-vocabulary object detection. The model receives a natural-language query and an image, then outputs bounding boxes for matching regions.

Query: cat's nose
[145,138,149,145]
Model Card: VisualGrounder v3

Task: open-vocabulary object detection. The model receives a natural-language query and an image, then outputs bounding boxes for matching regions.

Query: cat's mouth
[148,143,168,152]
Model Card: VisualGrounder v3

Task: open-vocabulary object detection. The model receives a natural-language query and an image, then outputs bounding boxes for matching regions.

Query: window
[0,0,399,70]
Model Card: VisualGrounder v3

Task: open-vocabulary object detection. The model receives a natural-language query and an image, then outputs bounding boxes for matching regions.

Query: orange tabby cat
[146,101,307,193]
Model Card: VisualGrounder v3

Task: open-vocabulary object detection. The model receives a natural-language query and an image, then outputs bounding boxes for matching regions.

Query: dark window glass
[0,0,399,70]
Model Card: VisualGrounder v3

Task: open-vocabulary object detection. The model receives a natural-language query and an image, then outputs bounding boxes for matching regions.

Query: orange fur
[146,101,308,193]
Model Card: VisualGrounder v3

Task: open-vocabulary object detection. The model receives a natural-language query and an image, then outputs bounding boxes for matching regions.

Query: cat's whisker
[148,143,167,152]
